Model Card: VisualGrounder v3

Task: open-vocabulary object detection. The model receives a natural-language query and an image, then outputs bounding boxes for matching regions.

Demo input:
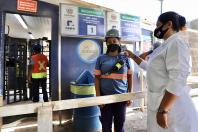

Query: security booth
[0,0,58,124]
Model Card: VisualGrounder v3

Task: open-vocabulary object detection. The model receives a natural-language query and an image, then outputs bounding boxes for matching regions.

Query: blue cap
[32,44,41,52]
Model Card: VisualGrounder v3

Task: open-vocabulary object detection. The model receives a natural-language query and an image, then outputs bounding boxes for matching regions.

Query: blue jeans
[100,102,127,132]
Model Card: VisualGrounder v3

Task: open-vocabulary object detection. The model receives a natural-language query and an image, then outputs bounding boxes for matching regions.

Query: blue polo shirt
[94,54,132,95]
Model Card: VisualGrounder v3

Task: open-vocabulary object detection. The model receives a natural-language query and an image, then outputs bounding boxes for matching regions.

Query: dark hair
[158,11,180,32]
[34,47,41,53]
[178,15,186,29]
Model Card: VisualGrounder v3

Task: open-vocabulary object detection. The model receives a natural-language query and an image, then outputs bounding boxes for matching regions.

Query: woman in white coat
[126,11,198,132]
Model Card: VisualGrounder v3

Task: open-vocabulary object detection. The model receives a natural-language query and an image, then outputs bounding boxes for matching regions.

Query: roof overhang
[39,0,113,11]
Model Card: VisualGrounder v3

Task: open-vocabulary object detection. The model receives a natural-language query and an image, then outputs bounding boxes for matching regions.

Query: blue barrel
[70,82,102,132]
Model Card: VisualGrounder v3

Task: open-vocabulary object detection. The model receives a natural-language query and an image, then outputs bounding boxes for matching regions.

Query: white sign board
[106,12,120,31]
[61,4,78,35]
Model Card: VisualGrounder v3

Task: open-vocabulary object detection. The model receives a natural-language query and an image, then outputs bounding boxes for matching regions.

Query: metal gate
[4,35,27,104]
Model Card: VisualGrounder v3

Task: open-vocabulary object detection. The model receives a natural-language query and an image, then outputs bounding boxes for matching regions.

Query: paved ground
[2,90,198,132]
[2,96,198,132]
[124,108,147,132]
[53,108,147,132]
[2,108,147,132]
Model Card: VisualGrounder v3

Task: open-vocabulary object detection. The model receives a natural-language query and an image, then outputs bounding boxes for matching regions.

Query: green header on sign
[120,14,140,22]
[79,7,104,17]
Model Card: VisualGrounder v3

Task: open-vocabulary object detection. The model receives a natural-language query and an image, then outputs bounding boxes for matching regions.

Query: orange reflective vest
[31,54,48,79]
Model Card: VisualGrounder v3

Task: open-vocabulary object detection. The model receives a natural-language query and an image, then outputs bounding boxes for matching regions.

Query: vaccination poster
[60,4,105,37]
[78,7,105,37]
[120,14,141,41]
[106,12,141,41]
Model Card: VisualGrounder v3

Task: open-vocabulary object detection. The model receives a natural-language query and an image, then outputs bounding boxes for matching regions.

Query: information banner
[142,28,152,41]
[61,5,105,37]
[120,14,141,41]
[78,7,105,36]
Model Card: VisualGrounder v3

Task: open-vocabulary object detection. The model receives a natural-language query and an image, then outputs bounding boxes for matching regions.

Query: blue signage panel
[79,15,104,36]
[142,28,153,41]
[78,7,105,37]
[121,21,141,41]
[120,14,141,41]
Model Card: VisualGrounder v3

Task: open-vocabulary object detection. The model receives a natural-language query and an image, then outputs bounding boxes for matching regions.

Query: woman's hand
[156,112,168,129]
[124,50,134,57]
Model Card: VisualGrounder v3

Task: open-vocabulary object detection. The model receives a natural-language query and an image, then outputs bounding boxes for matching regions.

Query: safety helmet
[105,29,120,39]
[32,43,41,52]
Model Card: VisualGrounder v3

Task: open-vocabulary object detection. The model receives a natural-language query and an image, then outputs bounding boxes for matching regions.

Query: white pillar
[37,106,53,132]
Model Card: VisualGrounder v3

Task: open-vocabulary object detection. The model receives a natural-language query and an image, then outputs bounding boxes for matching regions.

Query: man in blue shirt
[94,28,133,132]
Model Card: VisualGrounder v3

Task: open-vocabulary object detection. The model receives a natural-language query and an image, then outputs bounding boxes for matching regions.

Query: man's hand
[99,104,105,109]
[126,100,132,107]
[156,112,168,129]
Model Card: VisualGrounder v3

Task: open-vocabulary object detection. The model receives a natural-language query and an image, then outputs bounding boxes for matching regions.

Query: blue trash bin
[70,70,101,132]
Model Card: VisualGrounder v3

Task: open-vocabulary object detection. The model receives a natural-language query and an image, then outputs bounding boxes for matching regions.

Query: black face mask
[106,44,121,53]
[154,24,169,39]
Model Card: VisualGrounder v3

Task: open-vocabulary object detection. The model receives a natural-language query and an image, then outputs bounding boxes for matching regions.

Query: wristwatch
[157,107,169,114]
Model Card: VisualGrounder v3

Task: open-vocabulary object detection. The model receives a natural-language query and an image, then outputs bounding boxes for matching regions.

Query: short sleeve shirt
[94,54,132,95]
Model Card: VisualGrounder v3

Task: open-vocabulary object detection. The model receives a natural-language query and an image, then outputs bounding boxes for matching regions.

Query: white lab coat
[141,33,198,132]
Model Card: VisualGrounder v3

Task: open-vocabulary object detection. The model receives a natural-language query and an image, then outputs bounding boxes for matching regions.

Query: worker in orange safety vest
[28,43,49,102]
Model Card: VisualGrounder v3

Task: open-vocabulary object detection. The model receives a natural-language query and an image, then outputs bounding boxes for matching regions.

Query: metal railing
[0,92,146,132]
